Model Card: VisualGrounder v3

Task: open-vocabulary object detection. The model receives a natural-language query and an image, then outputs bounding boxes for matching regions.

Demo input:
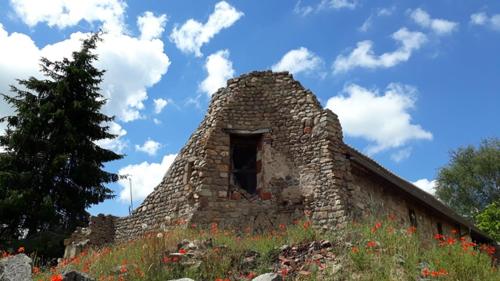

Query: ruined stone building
[109,71,492,245]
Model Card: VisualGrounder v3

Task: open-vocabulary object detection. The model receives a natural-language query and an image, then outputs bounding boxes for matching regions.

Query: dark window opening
[408,208,418,227]
[454,224,462,237]
[230,134,260,194]
[437,222,443,235]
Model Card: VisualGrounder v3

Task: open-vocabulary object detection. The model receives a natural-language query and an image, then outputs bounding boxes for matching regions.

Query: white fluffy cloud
[272,47,323,75]
[326,83,432,155]
[135,139,162,156]
[118,154,177,202]
[95,121,128,152]
[413,178,436,195]
[0,24,41,133]
[470,12,500,31]
[333,28,427,74]
[137,11,167,41]
[410,8,458,35]
[10,0,126,33]
[170,1,243,57]
[0,12,170,127]
[153,98,168,114]
[199,49,235,96]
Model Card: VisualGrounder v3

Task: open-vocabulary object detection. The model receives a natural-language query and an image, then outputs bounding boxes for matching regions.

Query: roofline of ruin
[345,145,495,243]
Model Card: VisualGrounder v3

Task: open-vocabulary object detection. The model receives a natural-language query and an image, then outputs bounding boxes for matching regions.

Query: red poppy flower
[406,226,417,234]
[50,274,63,281]
[434,234,444,240]
[281,268,289,277]
[303,221,312,229]
[421,268,430,277]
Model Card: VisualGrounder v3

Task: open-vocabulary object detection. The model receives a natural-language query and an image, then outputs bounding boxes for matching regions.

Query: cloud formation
[118,154,177,202]
[294,0,357,16]
[358,7,395,32]
[153,98,168,114]
[410,8,458,35]
[170,1,243,57]
[413,178,436,195]
[318,0,357,10]
[0,11,170,126]
[390,147,412,163]
[333,28,427,74]
[95,121,128,153]
[137,11,167,41]
[199,49,235,96]
[10,0,126,33]
[326,83,432,155]
[272,47,323,76]
[135,139,162,156]
[470,12,500,31]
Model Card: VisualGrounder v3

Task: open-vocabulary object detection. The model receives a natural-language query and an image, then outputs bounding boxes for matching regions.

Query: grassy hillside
[25,217,498,281]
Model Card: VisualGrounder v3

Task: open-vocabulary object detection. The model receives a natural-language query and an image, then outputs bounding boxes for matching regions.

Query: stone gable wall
[189,71,352,230]
[115,71,353,241]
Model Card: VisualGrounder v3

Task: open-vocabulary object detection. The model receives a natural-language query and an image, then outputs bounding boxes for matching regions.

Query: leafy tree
[475,201,500,242]
[0,33,122,248]
[435,138,500,220]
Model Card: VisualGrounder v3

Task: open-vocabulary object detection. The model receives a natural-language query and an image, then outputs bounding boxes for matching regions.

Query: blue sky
[0,0,498,217]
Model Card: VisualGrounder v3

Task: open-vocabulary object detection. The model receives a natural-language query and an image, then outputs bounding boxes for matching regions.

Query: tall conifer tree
[0,33,122,242]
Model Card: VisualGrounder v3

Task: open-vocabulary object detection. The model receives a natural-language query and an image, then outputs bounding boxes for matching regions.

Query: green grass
[337,217,499,281]
[25,218,498,281]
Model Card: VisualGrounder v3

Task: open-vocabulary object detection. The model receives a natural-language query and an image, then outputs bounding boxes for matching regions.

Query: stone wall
[63,214,117,259]
[188,71,351,231]
[112,70,481,245]
[115,71,352,241]
[349,162,470,242]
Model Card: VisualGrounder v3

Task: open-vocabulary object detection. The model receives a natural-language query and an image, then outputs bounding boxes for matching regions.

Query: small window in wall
[454,224,462,237]
[230,134,260,194]
[436,222,443,235]
[408,208,418,227]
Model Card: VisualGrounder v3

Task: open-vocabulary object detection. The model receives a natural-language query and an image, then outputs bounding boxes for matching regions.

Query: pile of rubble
[276,240,337,278]
[160,239,338,280]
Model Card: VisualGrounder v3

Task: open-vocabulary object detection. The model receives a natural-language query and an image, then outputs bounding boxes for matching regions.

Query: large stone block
[0,254,32,281]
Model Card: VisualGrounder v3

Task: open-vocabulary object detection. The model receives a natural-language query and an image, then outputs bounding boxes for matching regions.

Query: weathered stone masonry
[113,71,494,245]
[115,71,352,241]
